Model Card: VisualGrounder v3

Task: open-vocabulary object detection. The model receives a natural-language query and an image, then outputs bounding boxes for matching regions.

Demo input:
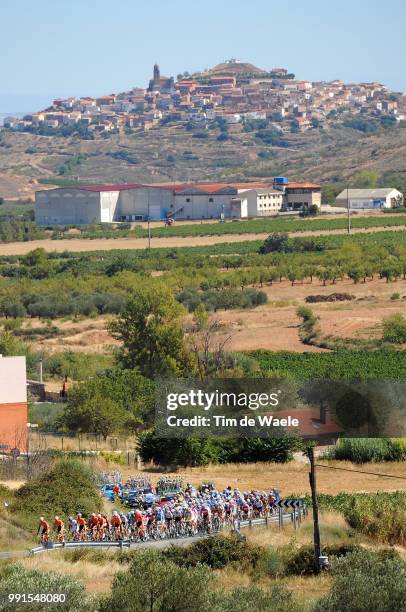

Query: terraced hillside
[1,121,406,199]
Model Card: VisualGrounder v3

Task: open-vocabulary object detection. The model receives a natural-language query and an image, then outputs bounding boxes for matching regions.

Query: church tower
[148,63,161,92]
[153,63,160,85]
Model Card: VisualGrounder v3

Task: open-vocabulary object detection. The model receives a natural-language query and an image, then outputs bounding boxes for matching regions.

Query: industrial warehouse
[35,178,321,225]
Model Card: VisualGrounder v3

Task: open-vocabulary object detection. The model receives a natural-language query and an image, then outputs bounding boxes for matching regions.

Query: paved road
[0,513,304,559]
[0,534,214,559]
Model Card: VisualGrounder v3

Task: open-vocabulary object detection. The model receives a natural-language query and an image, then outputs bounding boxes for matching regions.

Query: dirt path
[1,224,406,255]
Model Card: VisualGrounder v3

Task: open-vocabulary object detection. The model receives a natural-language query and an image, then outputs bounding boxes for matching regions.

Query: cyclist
[268,491,277,513]
[164,505,173,533]
[37,517,50,544]
[88,513,99,539]
[184,506,197,535]
[68,516,78,540]
[253,496,264,518]
[154,505,166,538]
[111,510,122,540]
[133,508,144,539]
[127,509,135,537]
[120,512,129,538]
[200,503,211,533]
[240,498,250,519]
[77,513,87,541]
[53,516,65,543]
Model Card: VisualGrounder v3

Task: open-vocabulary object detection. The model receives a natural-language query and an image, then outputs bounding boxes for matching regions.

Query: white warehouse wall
[35,189,102,225]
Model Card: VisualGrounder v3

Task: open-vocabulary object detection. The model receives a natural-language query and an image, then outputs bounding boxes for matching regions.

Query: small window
[186,198,191,202]
[209,197,214,202]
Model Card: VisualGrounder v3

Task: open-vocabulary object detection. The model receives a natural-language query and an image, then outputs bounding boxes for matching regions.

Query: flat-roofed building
[281,182,321,211]
[238,188,284,216]
[0,356,27,455]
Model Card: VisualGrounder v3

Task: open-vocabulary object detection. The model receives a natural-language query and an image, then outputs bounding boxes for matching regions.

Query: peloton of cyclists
[36,483,281,545]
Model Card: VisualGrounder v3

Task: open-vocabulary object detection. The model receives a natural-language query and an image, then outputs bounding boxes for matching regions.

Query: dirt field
[2,224,406,255]
[27,276,406,355]
[29,318,118,354]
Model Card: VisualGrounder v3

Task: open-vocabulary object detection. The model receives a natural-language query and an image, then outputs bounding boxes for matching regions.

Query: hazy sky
[1,0,405,113]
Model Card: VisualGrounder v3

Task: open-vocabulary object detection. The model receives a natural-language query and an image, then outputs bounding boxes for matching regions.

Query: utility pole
[147,198,151,249]
[307,446,321,572]
[347,185,351,235]
[39,358,43,385]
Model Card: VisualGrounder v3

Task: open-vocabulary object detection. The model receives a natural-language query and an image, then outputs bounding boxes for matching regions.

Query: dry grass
[244,511,352,550]
[282,574,332,607]
[0,480,25,491]
[29,432,138,452]
[0,516,34,551]
[20,552,121,594]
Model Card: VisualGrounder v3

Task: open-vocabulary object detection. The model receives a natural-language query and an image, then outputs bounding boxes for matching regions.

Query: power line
[315,463,406,481]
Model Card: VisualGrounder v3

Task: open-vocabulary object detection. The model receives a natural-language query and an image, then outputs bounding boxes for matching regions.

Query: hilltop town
[3,59,405,136]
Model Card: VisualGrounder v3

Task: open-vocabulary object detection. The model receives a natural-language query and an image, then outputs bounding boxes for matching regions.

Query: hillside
[203,59,267,75]
[0,122,405,199]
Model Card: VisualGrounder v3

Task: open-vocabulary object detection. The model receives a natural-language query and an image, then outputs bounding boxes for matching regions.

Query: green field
[49,213,406,241]
[250,349,406,378]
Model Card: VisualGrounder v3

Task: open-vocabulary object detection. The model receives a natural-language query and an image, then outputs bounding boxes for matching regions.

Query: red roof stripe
[73,181,320,193]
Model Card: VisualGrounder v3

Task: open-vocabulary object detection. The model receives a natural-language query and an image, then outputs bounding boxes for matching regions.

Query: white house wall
[0,357,27,403]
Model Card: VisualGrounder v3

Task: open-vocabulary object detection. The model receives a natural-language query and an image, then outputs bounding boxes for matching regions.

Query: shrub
[314,549,406,612]
[285,543,360,576]
[0,564,90,612]
[382,313,406,343]
[12,459,101,529]
[163,534,262,569]
[296,305,319,343]
[212,584,299,612]
[176,287,267,312]
[344,493,406,545]
[259,232,290,253]
[99,451,126,464]
[99,549,213,612]
[322,438,406,463]
[138,431,222,467]
[312,491,406,545]
[139,430,299,467]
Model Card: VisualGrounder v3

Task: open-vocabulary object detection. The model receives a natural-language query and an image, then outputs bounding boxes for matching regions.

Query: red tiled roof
[270,408,344,437]
[286,182,320,189]
[67,180,319,194]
